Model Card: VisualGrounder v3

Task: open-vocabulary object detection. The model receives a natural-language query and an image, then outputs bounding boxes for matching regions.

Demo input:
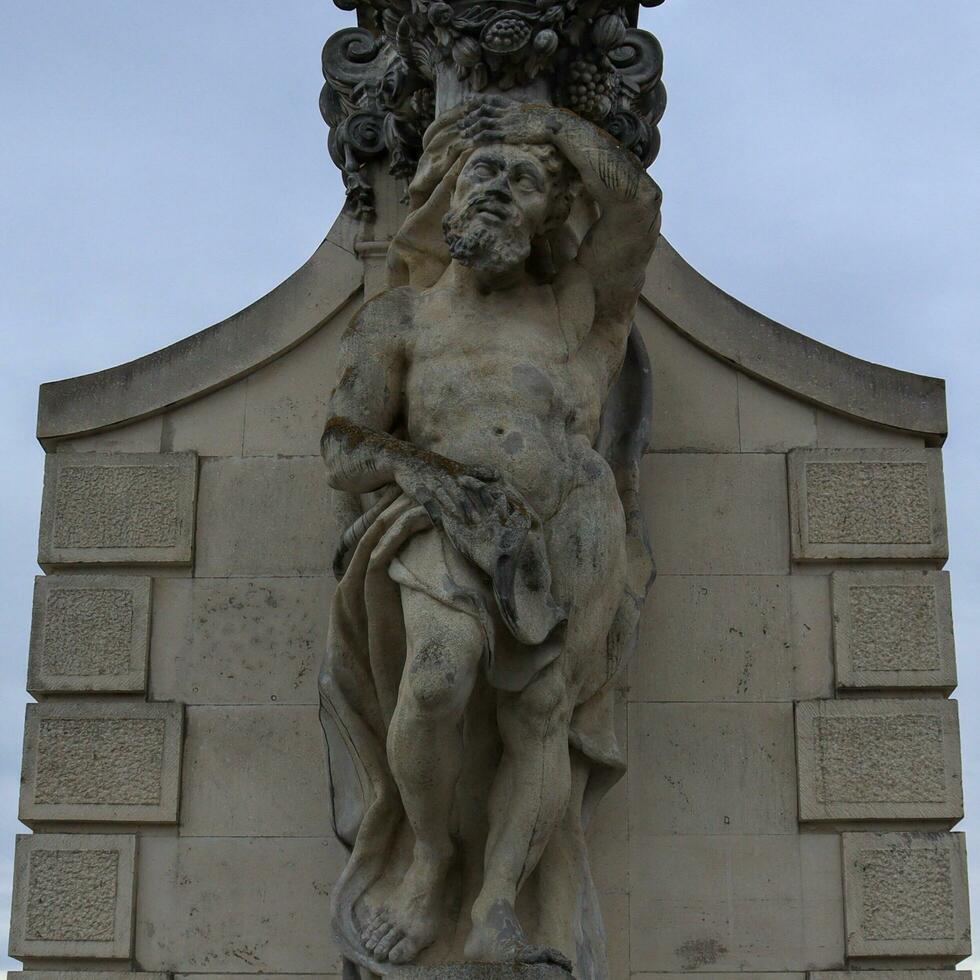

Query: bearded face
[443,144,560,277]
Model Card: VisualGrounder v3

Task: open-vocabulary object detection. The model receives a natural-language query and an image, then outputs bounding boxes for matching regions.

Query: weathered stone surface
[642,453,790,574]
[180,705,333,836]
[9,833,136,960]
[639,975,805,980]
[629,703,798,834]
[631,575,833,703]
[162,381,247,456]
[815,409,927,448]
[57,415,164,454]
[135,836,345,973]
[641,238,947,441]
[28,575,151,695]
[636,304,740,453]
[173,976,337,980]
[316,101,662,975]
[243,308,348,456]
[812,974,961,980]
[627,832,844,971]
[832,570,956,691]
[194,457,335,576]
[586,692,629,980]
[788,448,947,561]
[738,373,817,453]
[595,888,628,980]
[36,218,361,444]
[148,577,329,705]
[795,699,962,823]
[8,974,168,980]
[400,967,570,979]
[38,452,198,566]
[20,701,184,825]
[842,832,971,960]
[36,226,948,448]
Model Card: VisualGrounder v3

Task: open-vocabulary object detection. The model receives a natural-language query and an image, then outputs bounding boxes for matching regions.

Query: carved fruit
[452,36,482,67]
[540,5,565,26]
[427,2,453,26]
[592,14,627,51]
[532,29,559,56]
[480,13,532,53]
[562,56,619,120]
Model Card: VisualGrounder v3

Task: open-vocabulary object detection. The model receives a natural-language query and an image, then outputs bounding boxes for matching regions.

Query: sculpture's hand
[457,95,560,147]
[394,457,510,530]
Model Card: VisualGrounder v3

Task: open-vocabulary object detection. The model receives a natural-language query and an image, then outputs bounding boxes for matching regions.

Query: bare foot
[464,899,573,973]
[360,848,451,964]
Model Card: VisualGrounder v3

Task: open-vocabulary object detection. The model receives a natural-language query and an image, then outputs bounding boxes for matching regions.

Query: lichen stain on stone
[676,937,727,970]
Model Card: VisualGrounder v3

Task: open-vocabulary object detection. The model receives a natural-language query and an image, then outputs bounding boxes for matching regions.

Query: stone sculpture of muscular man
[319,97,661,975]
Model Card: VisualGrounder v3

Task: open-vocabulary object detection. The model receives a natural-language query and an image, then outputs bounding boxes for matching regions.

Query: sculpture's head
[442,142,577,277]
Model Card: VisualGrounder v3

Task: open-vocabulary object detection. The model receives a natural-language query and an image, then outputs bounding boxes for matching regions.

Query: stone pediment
[36,212,946,448]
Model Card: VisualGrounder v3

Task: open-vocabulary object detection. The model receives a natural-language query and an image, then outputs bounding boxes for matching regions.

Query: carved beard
[443,199,533,275]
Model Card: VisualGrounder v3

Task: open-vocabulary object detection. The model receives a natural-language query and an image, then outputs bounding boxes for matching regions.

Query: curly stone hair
[520,142,580,232]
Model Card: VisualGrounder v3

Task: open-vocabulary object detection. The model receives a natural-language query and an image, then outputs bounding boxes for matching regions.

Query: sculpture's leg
[364,584,484,965]
[465,659,573,969]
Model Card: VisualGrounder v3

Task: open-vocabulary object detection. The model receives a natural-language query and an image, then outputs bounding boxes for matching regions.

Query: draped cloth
[318,109,655,980]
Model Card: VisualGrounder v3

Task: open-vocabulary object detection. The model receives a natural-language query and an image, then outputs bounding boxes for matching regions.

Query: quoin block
[38,452,198,566]
[788,448,947,561]
[9,834,137,960]
[19,701,184,825]
[832,570,956,692]
[28,575,152,695]
[795,698,962,823]
[842,832,971,961]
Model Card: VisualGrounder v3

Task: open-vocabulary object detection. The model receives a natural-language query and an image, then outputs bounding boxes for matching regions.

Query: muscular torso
[405,277,618,520]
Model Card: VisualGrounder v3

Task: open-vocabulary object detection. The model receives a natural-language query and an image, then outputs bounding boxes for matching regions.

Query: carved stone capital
[321,0,667,214]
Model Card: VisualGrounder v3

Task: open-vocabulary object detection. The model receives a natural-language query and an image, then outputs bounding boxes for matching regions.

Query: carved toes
[373,926,404,959]
[388,936,420,964]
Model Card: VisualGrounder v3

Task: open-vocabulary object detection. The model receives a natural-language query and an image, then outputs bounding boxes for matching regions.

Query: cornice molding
[37,224,946,447]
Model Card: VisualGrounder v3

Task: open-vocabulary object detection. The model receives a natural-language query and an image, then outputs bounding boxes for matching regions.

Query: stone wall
[9,228,968,979]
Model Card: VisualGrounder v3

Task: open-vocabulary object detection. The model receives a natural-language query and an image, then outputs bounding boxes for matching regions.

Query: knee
[406,637,474,718]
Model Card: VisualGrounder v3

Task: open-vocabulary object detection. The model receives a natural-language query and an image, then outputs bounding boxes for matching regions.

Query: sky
[1,0,979,972]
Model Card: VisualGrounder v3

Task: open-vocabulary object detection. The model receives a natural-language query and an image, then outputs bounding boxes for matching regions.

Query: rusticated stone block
[788,448,947,561]
[795,699,962,823]
[38,452,198,566]
[9,833,136,959]
[832,570,956,692]
[20,701,184,824]
[842,832,971,960]
[28,575,151,695]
